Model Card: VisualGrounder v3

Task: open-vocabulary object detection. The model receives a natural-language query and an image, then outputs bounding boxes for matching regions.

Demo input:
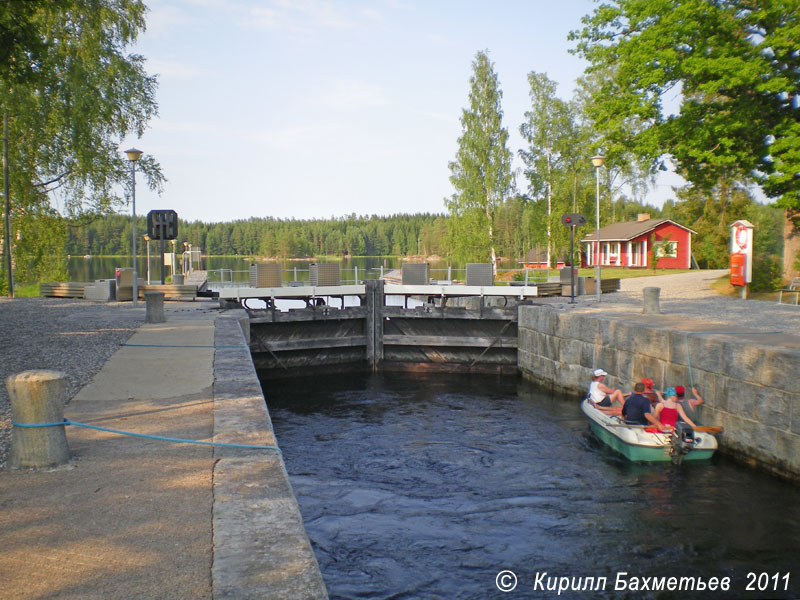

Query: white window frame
[654,240,678,258]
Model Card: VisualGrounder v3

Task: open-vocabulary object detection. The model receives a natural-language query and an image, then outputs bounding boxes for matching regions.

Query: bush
[749,253,783,292]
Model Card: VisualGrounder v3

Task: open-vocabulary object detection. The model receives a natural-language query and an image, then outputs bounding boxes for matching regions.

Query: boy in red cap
[641,377,658,407]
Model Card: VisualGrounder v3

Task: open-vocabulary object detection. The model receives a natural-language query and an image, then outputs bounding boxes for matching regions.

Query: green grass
[13,283,41,297]
[709,274,787,301]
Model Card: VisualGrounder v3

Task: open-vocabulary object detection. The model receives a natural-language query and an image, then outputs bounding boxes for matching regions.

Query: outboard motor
[669,422,696,464]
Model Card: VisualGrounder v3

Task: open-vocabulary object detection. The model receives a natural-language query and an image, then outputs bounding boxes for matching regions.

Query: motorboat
[581,399,718,463]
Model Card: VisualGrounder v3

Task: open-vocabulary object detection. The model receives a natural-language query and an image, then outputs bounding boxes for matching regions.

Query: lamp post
[143,234,151,284]
[591,154,605,302]
[125,148,143,306]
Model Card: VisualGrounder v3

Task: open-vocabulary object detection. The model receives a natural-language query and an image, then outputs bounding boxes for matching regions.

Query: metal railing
[206,266,555,290]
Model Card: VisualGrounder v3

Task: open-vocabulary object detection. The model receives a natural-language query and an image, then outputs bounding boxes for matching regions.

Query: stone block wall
[517,305,800,481]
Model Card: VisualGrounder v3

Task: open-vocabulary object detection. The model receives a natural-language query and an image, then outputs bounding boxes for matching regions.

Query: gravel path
[0,298,143,469]
[555,269,800,334]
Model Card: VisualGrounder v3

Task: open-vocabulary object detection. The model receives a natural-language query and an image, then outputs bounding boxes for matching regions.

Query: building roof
[580,218,696,243]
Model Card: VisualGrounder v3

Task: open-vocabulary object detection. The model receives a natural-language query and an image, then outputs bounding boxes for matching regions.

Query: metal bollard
[7,370,71,468]
[643,287,661,314]
[144,290,166,323]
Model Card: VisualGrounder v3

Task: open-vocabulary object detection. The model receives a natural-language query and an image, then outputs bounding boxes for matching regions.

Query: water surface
[266,373,800,599]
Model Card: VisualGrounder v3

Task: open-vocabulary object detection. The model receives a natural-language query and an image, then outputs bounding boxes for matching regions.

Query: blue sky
[123,0,684,223]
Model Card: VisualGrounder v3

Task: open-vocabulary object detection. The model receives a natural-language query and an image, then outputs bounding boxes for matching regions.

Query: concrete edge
[211,310,328,599]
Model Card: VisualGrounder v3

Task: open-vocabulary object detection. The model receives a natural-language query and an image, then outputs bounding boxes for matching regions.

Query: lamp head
[143,234,150,242]
[591,154,605,168]
[124,147,143,162]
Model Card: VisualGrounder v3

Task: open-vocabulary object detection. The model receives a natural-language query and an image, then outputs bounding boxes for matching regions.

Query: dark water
[266,373,800,600]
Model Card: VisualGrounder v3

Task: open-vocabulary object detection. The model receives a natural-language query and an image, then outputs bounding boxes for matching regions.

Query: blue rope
[11,419,281,453]
[122,343,248,348]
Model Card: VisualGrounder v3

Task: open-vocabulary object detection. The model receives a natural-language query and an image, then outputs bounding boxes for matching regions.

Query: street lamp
[143,234,151,284]
[591,154,605,302]
[125,147,142,306]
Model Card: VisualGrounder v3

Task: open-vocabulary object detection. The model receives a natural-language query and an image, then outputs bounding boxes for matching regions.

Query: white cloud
[309,78,389,111]
[145,3,199,37]
[147,58,203,80]
[244,0,355,34]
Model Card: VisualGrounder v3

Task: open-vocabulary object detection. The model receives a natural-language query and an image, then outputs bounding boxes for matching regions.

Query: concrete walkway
[0,301,327,599]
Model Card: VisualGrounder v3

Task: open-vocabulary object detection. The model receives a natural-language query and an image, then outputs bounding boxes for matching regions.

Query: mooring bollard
[643,287,661,314]
[144,290,166,323]
[7,370,71,468]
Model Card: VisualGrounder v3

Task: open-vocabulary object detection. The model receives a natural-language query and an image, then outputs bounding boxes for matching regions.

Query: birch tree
[519,72,574,267]
[1,0,164,290]
[446,50,513,273]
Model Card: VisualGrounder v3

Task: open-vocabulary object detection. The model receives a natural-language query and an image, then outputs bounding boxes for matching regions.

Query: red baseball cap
[642,377,654,387]
[675,385,686,397]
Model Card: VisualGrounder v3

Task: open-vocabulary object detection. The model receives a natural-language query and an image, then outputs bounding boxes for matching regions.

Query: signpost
[561,213,587,303]
[147,210,178,284]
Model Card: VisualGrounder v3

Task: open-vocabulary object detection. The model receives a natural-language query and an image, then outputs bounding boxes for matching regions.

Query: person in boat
[675,385,704,423]
[587,369,625,416]
[652,387,697,430]
[641,377,658,407]
[622,382,661,427]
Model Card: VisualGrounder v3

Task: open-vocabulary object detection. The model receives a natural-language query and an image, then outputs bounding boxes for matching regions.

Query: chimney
[637,213,651,222]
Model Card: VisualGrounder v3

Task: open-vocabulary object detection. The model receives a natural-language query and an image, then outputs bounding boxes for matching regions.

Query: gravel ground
[547,269,800,333]
[0,298,142,469]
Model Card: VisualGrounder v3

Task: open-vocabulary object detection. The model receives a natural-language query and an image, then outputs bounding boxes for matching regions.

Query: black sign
[147,210,178,240]
[561,213,587,227]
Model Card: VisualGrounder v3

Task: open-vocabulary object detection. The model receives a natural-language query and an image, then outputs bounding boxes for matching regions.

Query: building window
[654,241,678,258]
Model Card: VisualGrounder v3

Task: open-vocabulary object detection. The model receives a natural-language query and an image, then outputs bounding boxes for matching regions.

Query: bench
[40,282,89,298]
[535,282,562,297]
[138,284,197,301]
[777,277,800,305]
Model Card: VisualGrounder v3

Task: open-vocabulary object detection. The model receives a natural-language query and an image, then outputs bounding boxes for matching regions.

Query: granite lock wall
[517,305,800,481]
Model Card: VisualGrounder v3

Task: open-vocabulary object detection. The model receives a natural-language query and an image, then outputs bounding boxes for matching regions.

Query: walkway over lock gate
[219,280,539,379]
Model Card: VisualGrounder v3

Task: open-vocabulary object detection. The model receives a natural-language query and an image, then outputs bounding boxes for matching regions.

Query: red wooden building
[580,215,695,269]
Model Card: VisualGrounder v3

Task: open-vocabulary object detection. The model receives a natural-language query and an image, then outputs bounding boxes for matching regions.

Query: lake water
[266,372,800,600]
[67,256,526,286]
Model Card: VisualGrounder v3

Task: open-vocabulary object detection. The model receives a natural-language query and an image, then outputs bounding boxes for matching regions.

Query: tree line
[65,195,671,261]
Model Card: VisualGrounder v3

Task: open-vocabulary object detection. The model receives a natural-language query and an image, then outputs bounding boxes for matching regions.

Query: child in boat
[675,385,704,423]
[587,368,625,416]
[641,377,658,407]
[652,387,696,430]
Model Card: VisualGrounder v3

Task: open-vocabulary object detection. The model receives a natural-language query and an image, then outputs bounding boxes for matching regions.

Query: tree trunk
[486,192,496,276]
[546,144,552,269]
[783,207,800,280]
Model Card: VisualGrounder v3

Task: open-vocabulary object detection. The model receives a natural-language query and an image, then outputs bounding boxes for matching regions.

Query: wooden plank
[381,306,516,320]
[40,282,89,298]
[252,336,368,352]
[219,284,366,300]
[383,334,516,348]
[248,307,367,323]
[139,284,197,300]
[384,284,538,298]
